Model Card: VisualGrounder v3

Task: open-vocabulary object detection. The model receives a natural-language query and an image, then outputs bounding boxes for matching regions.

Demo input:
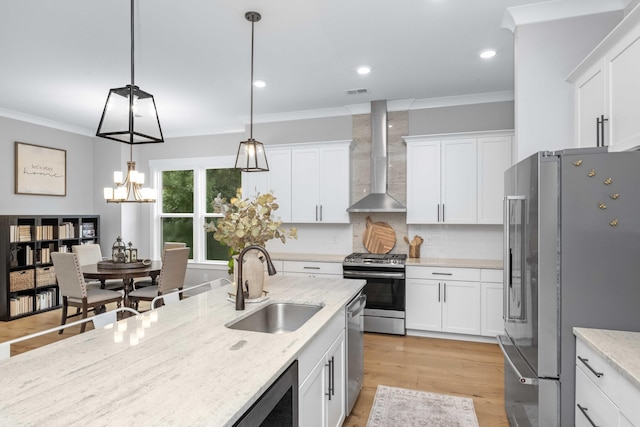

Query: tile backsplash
[407,224,503,260]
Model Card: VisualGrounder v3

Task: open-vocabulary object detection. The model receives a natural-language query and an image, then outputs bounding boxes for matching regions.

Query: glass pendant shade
[235,138,269,172]
[96,85,163,144]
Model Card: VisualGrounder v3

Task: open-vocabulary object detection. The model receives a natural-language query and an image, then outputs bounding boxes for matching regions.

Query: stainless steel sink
[227,302,323,334]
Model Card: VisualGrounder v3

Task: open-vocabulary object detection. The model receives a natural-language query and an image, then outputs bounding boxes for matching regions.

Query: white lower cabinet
[406,267,480,335]
[282,261,343,279]
[298,312,346,427]
[480,269,504,337]
[575,337,640,426]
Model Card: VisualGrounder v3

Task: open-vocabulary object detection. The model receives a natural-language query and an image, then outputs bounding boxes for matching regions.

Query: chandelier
[103,145,156,203]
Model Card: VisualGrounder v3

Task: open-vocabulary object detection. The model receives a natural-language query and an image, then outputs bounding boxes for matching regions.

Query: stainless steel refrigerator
[498,147,640,426]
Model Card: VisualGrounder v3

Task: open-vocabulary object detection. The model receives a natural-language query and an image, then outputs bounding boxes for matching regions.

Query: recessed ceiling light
[356,66,371,75]
[480,49,497,59]
[253,80,266,88]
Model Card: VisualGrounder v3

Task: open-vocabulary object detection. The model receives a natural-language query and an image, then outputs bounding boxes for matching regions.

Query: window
[151,156,241,263]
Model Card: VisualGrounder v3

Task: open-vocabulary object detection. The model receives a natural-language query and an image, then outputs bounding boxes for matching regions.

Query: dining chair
[51,252,124,334]
[150,278,231,309]
[0,307,140,360]
[129,247,190,310]
[133,241,187,289]
[71,244,124,290]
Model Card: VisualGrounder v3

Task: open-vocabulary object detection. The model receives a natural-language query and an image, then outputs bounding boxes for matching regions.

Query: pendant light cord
[249,17,255,140]
[130,0,135,87]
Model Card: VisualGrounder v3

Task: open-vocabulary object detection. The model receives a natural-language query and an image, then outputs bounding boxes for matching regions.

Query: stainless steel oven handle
[343,270,405,279]
[497,335,538,386]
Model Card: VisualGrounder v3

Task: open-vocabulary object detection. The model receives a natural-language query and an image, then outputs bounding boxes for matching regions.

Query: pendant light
[96,0,164,145]
[235,11,269,172]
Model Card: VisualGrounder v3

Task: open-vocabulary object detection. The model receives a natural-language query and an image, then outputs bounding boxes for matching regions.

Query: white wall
[0,116,96,215]
[409,101,514,136]
[513,12,622,161]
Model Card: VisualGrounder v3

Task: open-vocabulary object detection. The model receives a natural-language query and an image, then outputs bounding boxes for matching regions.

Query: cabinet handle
[325,356,335,400]
[577,356,603,378]
[437,204,440,222]
[303,266,321,270]
[315,205,318,222]
[442,204,445,222]
[319,205,323,222]
[444,283,447,303]
[596,115,609,147]
[577,404,600,427]
[438,283,441,302]
[431,272,452,276]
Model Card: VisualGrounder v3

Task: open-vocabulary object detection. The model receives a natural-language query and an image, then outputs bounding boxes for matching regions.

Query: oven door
[344,268,406,335]
[343,269,405,312]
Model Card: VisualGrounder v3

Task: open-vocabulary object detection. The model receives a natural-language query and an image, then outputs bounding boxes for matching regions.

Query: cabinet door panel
[326,332,345,427]
[406,279,442,331]
[575,62,606,148]
[407,141,441,224]
[318,146,349,223]
[477,136,511,224]
[609,35,640,151]
[266,150,292,223]
[291,148,320,222]
[481,282,504,337]
[441,139,477,224]
[442,281,480,335]
[299,356,326,427]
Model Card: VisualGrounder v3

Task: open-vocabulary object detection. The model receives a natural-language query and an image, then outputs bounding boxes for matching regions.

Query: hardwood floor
[1,310,508,426]
[344,333,509,427]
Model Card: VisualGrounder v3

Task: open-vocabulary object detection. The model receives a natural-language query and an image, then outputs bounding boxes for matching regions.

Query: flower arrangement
[205,190,297,272]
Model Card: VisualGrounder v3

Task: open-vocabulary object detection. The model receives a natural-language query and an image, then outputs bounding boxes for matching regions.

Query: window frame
[149,155,238,264]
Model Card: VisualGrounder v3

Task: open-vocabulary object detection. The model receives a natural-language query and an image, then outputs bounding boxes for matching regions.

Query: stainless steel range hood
[347,100,406,213]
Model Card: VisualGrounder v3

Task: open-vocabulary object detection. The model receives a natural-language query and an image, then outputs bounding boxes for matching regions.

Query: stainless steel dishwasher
[346,291,366,415]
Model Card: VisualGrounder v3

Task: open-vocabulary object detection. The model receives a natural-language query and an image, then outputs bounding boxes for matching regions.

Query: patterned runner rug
[366,385,480,427]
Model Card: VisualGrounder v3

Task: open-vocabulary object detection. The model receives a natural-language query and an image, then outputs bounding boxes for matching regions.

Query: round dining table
[82,261,162,307]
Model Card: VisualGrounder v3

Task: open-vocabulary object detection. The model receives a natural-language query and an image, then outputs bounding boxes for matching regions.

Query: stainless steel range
[343,253,406,335]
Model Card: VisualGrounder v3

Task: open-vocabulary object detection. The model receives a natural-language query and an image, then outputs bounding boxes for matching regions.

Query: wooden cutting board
[362,216,396,254]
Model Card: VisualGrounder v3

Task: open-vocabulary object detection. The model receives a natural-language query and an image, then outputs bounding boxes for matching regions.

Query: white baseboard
[405,329,498,344]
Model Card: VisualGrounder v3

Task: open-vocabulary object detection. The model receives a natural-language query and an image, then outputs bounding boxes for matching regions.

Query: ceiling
[0,0,625,138]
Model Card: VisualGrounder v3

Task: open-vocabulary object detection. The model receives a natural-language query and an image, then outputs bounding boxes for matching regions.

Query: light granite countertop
[573,327,640,391]
[405,257,503,269]
[270,252,503,269]
[0,276,365,426]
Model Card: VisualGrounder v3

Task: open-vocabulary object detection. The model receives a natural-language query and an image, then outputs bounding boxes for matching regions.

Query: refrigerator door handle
[504,195,527,323]
[497,335,538,386]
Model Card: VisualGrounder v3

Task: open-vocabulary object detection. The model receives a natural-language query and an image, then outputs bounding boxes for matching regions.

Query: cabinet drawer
[406,266,480,281]
[576,338,640,425]
[575,367,619,427]
[283,261,342,276]
[480,269,502,283]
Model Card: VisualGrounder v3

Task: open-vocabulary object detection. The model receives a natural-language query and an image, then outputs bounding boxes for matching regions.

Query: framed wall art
[14,141,67,196]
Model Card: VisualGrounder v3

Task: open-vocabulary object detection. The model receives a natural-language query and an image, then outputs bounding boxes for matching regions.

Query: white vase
[233,249,265,299]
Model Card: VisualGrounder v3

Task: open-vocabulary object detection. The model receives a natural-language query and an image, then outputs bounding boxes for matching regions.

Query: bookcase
[0,215,100,321]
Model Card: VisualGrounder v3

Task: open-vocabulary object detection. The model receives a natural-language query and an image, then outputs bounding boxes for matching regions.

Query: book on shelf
[58,222,75,239]
[35,225,55,240]
[81,222,96,238]
[24,246,34,265]
[10,294,34,317]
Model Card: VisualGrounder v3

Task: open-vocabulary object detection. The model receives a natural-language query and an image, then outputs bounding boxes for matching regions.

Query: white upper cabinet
[242,141,350,224]
[241,149,292,223]
[405,132,512,225]
[568,5,640,151]
[477,135,512,224]
[291,141,351,224]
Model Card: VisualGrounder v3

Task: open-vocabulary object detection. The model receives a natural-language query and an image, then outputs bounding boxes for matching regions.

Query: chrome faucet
[236,245,277,310]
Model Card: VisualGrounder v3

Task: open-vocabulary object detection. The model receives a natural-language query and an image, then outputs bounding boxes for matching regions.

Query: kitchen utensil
[404,235,423,258]
[362,216,396,254]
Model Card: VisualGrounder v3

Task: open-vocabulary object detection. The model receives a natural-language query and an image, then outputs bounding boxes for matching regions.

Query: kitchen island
[0,276,365,426]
